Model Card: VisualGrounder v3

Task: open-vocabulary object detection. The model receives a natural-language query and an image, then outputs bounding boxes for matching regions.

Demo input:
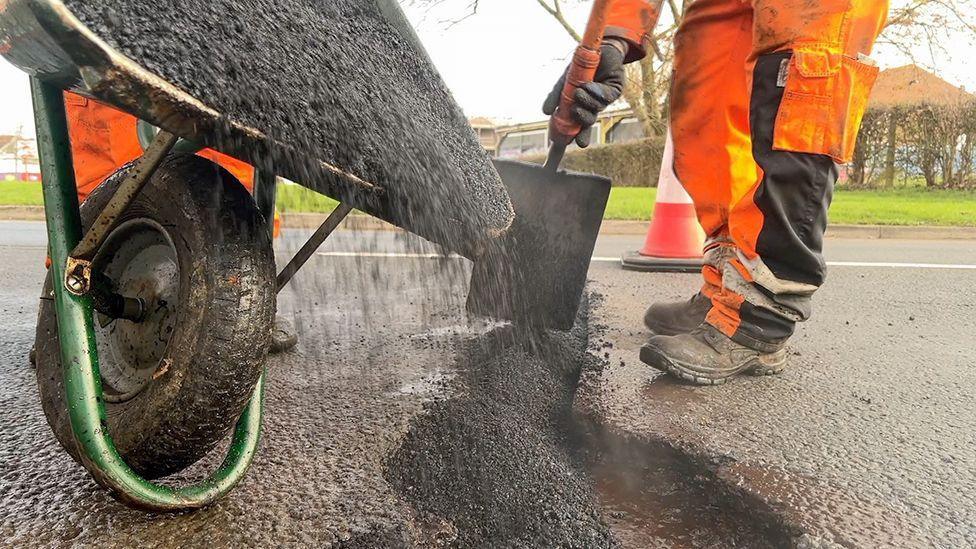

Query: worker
[545,0,889,384]
[62,92,297,353]
[64,92,259,206]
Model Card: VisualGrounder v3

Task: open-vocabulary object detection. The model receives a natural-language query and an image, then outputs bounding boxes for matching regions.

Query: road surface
[582,237,976,548]
[0,220,973,547]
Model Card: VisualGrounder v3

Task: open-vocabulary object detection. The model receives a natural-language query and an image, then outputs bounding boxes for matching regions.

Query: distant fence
[0,172,41,182]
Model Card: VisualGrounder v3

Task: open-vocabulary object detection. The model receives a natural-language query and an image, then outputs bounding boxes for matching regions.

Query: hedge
[521,137,666,187]
[849,101,976,189]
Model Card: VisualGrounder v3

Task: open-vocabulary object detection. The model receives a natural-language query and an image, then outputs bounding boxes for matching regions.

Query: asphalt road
[0,222,612,548]
[1,220,974,547]
[583,234,976,548]
[1,223,483,547]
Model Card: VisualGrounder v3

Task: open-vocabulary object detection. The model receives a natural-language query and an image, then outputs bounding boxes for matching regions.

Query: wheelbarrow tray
[0,0,514,256]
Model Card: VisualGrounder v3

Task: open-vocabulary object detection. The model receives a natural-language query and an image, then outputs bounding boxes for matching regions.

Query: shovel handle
[548,0,613,147]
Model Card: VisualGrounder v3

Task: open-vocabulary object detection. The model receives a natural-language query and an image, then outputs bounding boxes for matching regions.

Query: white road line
[600,257,976,270]
[825,261,976,270]
[5,246,974,271]
[315,251,458,259]
[310,251,976,270]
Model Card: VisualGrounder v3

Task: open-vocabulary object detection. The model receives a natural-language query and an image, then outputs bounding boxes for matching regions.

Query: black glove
[543,40,627,148]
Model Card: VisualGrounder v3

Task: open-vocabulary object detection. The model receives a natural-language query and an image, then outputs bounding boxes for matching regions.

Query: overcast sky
[1,0,974,136]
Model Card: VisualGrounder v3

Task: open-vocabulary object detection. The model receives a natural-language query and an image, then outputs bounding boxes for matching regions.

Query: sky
[1,0,975,136]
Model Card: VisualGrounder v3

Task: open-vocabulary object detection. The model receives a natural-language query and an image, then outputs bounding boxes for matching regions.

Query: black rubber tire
[35,155,275,479]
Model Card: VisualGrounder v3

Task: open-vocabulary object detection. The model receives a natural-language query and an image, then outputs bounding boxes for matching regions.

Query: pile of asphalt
[385,303,616,547]
[63,0,512,250]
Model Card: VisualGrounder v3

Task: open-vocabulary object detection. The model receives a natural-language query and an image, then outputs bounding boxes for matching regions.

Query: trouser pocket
[772,49,879,163]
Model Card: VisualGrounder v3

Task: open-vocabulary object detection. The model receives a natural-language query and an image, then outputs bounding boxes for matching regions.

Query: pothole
[384,316,614,548]
[384,298,799,548]
[571,417,797,548]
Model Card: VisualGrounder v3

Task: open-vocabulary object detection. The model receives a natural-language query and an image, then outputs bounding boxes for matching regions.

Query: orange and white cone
[621,130,705,272]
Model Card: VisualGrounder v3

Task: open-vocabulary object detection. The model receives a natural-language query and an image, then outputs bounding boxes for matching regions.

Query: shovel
[467,0,614,331]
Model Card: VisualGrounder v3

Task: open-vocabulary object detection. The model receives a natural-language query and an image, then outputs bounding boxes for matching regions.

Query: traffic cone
[621,131,705,273]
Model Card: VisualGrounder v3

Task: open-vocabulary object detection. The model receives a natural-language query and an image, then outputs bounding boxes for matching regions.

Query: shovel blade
[467,159,611,331]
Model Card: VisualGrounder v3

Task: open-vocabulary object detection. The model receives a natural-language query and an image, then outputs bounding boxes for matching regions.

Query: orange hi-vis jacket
[601,0,889,349]
[64,92,255,203]
[64,92,279,236]
[604,0,658,61]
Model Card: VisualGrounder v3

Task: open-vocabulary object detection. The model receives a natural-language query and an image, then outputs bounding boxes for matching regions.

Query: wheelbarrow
[0,0,611,511]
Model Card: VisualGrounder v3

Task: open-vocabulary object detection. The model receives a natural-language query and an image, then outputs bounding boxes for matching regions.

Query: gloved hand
[543,39,627,148]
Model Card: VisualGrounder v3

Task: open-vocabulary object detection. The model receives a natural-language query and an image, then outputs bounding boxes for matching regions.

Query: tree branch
[535,0,582,43]
[666,0,681,23]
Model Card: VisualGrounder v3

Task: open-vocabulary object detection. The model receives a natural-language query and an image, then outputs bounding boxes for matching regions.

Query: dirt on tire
[34,154,275,479]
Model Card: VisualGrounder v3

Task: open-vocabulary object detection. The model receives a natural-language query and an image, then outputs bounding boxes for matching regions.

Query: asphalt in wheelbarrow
[62,0,512,253]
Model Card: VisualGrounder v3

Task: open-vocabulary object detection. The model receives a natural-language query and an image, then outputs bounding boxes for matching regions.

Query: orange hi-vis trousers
[64,92,281,237]
[662,0,889,350]
[64,93,256,202]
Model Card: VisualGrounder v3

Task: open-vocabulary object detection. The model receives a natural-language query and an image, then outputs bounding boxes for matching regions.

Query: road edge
[4,206,975,240]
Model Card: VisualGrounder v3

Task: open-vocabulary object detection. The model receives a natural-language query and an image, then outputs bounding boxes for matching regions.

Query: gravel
[386,303,616,548]
[63,0,513,251]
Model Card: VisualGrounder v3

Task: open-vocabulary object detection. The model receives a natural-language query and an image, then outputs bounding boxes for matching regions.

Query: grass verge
[603,187,976,226]
[0,181,45,205]
[4,181,976,226]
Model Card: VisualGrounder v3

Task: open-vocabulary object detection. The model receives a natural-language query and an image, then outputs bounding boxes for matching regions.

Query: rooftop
[869,64,973,108]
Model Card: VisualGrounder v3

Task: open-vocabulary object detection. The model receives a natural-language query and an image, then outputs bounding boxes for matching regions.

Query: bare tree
[880,0,976,61]
[411,0,976,141]
[487,0,679,138]
[408,0,681,138]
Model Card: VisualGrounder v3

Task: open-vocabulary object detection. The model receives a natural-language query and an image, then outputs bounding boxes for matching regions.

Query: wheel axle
[89,270,147,324]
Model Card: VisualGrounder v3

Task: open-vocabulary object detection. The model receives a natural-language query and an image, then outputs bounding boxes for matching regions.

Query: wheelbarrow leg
[31,77,266,512]
[253,169,277,235]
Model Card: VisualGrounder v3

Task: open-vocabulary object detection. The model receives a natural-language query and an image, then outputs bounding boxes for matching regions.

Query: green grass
[276,183,340,213]
[0,180,344,212]
[604,187,657,220]
[5,179,976,226]
[603,187,976,226]
[0,181,43,205]
[828,188,976,226]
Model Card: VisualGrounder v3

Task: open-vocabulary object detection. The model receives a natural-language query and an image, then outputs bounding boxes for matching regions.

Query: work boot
[640,324,787,385]
[643,292,713,336]
[270,315,299,354]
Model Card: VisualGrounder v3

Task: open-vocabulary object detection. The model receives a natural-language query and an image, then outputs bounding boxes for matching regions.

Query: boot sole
[270,328,299,354]
[639,344,787,386]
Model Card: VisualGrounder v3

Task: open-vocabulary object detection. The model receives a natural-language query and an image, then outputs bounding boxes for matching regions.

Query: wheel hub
[93,218,179,403]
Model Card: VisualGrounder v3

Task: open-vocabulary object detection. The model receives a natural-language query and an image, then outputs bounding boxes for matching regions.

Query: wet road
[583,235,976,548]
[1,223,483,547]
[0,221,610,548]
[1,220,975,547]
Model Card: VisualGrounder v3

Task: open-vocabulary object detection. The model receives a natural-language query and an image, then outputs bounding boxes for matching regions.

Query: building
[468,117,501,156]
[472,109,646,159]
[868,64,972,109]
[0,133,41,181]
[472,64,972,159]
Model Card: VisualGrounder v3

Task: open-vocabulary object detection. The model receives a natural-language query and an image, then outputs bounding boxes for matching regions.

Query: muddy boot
[640,324,787,385]
[270,315,299,354]
[643,292,713,336]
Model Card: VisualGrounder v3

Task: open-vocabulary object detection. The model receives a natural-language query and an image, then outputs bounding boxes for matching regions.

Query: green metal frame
[31,77,265,512]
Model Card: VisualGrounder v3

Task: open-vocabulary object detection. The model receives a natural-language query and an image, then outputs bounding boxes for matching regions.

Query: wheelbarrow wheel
[35,155,275,480]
